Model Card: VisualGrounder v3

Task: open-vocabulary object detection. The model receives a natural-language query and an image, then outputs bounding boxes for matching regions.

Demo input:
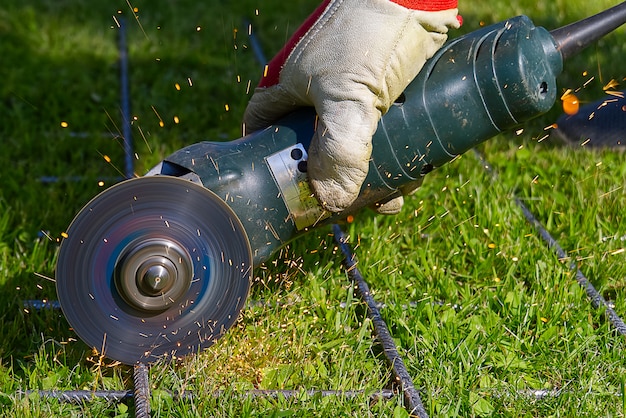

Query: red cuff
[390,0,458,10]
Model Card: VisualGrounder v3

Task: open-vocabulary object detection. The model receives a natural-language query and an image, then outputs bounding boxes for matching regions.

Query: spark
[136,125,152,153]
[603,79,620,91]
[97,151,125,178]
[175,83,181,91]
[598,98,618,108]
[103,107,123,139]
[60,121,69,128]
[34,272,55,282]
[40,230,53,241]
[561,89,579,115]
[125,0,149,40]
[599,186,622,198]
[151,105,165,127]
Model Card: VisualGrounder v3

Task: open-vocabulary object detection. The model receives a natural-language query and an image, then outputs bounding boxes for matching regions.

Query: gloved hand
[244,0,461,213]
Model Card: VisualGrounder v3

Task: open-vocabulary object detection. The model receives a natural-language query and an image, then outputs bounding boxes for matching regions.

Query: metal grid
[21,12,626,418]
[25,248,420,416]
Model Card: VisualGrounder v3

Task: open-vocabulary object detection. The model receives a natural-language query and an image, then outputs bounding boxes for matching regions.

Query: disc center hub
[138,259,176,294]
[115,238,194,312]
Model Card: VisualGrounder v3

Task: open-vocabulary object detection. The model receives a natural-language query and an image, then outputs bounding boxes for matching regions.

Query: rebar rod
[133,363,151,418]
[473,149,626,336]
[332,224,428,418]
[21,390,133,403]
[26,388,395,402]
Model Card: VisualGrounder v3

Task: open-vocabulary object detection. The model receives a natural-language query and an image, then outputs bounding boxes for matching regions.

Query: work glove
[243,0,461,214]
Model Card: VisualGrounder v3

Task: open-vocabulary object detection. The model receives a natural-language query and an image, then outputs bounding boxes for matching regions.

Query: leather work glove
[244,0,461,214]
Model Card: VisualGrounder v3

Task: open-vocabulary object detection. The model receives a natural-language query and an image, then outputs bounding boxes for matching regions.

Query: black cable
[332,224,429,418]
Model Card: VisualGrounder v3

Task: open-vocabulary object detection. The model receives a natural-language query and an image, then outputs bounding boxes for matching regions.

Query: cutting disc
[56,176,252,364]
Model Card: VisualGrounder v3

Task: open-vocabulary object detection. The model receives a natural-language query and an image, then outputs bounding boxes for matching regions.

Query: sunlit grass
[1,0,625,416]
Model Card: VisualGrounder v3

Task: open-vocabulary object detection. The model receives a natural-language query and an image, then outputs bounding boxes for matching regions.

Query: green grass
[1,0,626,416]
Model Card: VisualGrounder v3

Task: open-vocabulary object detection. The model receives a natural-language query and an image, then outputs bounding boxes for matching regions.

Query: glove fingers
[243,86,301,134]
[400,178,424,196]
[372,195,404,215]
[371,177,424,214]
[308,99,379,212]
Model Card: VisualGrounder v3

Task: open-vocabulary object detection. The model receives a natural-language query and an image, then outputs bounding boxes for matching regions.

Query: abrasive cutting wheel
[56,176,252,365]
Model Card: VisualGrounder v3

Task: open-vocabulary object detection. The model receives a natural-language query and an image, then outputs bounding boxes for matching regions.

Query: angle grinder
[56,4,626,364]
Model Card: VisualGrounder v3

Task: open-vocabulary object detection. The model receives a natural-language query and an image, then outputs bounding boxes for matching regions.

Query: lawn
[1,0,625,416]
